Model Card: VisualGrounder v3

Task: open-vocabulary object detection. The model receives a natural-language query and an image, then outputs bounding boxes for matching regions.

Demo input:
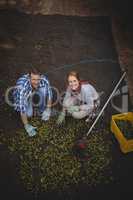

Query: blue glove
[41,108,51,121]
[57,112,65,125]
[68,106,80,113]
[24,124,37,137]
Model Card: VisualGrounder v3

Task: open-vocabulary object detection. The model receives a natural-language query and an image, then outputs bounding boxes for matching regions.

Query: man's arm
[21,113,37,136]
[20,113,28,125]
[46,78,52,109]
[47,99,52,108]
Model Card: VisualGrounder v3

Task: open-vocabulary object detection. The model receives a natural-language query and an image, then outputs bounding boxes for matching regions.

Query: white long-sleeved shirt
[63,83,99,111]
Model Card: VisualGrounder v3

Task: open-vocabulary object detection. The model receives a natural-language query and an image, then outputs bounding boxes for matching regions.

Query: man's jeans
[26,88,46,117]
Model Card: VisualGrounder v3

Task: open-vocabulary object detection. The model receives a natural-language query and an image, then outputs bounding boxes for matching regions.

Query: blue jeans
[26,88,46,117]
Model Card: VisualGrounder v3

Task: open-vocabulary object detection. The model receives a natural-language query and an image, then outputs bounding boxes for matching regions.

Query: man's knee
[26,107,33,117]
[27,112,33,118]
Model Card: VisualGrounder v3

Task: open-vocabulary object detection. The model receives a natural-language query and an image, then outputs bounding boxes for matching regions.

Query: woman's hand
[68,106,80,113]
[57,112,65,125]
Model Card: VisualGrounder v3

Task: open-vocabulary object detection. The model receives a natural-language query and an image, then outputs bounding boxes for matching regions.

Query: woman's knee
[72,111,88,119]
[63,98,74,109]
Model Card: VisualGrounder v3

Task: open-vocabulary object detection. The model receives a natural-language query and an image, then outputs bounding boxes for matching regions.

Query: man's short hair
[29,67,41,75]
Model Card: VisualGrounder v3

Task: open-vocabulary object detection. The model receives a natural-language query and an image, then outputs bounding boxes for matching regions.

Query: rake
[73,72,126,160]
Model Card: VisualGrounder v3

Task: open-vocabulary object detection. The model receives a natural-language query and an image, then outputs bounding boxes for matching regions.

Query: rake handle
[86,72,126,136]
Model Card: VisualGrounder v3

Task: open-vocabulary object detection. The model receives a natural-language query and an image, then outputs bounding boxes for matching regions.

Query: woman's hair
[67,71,80,81]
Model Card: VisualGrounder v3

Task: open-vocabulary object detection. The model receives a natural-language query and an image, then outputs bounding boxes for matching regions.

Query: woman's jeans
[63,96,100,119]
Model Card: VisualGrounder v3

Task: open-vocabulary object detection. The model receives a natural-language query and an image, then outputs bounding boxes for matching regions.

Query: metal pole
[86,72,126,136]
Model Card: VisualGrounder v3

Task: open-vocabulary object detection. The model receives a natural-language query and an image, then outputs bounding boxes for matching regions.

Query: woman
[57,71,100,124]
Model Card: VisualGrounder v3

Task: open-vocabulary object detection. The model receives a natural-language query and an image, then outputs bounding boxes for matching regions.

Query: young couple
[13,68,100,136]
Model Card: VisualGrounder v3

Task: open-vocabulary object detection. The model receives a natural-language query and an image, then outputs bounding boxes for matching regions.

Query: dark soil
[0,9,133,200]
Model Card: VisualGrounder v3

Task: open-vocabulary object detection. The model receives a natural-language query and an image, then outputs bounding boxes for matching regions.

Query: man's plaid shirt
[13,74,52,113]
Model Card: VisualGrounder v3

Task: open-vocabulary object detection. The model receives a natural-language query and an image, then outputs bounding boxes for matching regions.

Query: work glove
[57,111,65,125]
[24,124,37,137]
[41,108,51,121]
[68,105,80,113]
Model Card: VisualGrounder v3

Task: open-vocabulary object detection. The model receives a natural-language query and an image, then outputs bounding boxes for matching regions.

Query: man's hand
[24,124,37,136]
[68,106,80,113]
[41,108,51,121]
[57,112,65,125]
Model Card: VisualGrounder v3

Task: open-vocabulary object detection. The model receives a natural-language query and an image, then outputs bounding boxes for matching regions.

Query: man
[13,67,52,136]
